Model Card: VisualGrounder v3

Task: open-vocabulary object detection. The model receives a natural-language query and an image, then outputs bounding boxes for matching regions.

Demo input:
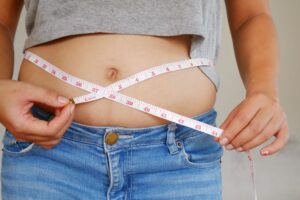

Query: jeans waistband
[31,104,217,149]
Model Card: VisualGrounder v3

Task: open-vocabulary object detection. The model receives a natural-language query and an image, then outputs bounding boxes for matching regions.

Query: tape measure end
[69,98,75,104]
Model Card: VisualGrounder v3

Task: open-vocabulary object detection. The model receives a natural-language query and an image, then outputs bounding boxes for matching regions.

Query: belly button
[106,67,119,81]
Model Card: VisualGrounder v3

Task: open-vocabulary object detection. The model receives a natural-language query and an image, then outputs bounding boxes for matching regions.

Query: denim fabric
[1,104,224,200]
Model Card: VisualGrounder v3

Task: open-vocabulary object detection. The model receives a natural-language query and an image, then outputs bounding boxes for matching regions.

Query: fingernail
[58,96,69,104]
[69,104,75,114]
[226,144,234,150]
[261,150,269,156]
[236,147,244,152]
[220,137,228,145]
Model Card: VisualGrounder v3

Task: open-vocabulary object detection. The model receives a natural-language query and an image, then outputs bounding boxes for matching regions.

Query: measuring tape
[24,51,222,137]
[24,50,258,200]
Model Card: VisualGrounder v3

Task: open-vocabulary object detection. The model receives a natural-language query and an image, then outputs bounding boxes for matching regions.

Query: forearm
[0,23,14,80]
[231,13,279,101]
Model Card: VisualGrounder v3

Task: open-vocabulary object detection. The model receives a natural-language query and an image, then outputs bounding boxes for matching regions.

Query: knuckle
[44,128,58,137]
[283,133,290,145]
[43,145,53,150]
[236,113,250,125]
[248,122,263,133]
[54,139,61,145]
[48,140,60,146]
[53,131,63,139]
[223,134,233,142]
[43,129,53,136]
[231,141,238,148]
[13,121,25,133]
[269,99,279,107]
[55,140,61,145]
[40,141,59,149]
[233,140,243,148]
[52,134,61,140]
[260,133,270,141]
[227,134,236,142]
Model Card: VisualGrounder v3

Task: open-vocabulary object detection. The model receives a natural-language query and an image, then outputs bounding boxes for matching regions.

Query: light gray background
[0,1,299,199]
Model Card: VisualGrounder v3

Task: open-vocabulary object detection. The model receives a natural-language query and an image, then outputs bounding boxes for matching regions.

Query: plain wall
[0,1,299,199]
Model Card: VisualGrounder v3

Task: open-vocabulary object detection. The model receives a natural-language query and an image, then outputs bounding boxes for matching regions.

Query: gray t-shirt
[23,0,222,91]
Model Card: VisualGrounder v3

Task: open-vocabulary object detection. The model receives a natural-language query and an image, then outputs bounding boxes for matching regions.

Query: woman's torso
[18,33,216,128]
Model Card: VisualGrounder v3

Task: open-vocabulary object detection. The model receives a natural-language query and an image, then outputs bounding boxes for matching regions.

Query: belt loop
[166,123,178,155]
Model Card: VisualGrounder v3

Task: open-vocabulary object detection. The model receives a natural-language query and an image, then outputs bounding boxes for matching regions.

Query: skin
[0,0,289,156]
[215,0,289,157]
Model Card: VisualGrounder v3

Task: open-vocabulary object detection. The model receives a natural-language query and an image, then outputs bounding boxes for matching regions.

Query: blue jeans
[1,104,224,200]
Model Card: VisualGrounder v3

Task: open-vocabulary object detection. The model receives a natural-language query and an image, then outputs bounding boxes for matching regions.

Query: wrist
[246,88,279,102]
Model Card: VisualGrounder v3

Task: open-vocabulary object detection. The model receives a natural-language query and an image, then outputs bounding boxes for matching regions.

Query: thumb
[25,84,70,108]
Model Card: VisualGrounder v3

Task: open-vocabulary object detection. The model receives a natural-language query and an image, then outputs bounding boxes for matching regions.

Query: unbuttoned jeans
[1,104,224,200]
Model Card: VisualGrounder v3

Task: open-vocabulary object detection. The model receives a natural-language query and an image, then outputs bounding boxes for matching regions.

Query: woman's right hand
[0,80,75,149]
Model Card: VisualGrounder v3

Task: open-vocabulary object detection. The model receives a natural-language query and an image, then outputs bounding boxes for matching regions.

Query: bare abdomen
[18,33,216,128]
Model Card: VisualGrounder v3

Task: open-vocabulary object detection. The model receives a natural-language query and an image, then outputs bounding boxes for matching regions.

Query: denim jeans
[1,104,224,200]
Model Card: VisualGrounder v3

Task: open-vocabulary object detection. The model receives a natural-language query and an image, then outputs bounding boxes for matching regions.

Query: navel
[106,67,119,81]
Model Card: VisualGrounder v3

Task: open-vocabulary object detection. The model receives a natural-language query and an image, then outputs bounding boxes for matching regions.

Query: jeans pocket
[2,129,40,157]
[177,131,224,169]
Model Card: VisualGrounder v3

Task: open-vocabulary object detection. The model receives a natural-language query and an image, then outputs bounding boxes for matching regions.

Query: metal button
[105,132,119,145]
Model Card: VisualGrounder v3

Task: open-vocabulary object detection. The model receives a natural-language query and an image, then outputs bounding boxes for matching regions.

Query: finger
[15,106,72,141]
[14,133,56,142]
[21,104,75,136]
[215,105,241,142]
[50,107,75,140]
[36,138,61,149]
[242,112,285,151]
[219,104,241,130]
[36,110,74,149]
[15,113,71,142]
[48,104,75,134]
[259,121,289,156]
[14,108,61,139]
[24,83,70,108]
[228,105,275,149]
[219,105,260,146]
[6,125,54,142]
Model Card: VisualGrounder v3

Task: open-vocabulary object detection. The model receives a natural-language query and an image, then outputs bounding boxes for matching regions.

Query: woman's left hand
[214,92,289,156]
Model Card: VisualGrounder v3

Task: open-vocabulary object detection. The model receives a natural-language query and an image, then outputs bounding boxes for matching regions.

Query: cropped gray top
[23,0,222,91]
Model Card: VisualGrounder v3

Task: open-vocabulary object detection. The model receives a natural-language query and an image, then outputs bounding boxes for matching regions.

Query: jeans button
[105,132,119,145]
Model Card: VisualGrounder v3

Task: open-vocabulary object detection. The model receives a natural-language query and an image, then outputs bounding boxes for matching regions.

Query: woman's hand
[214,92,289,156]
[0,80,75,149]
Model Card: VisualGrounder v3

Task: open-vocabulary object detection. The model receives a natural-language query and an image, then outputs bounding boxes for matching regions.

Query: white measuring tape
[24,50,258,200]
[24,51,222,137]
